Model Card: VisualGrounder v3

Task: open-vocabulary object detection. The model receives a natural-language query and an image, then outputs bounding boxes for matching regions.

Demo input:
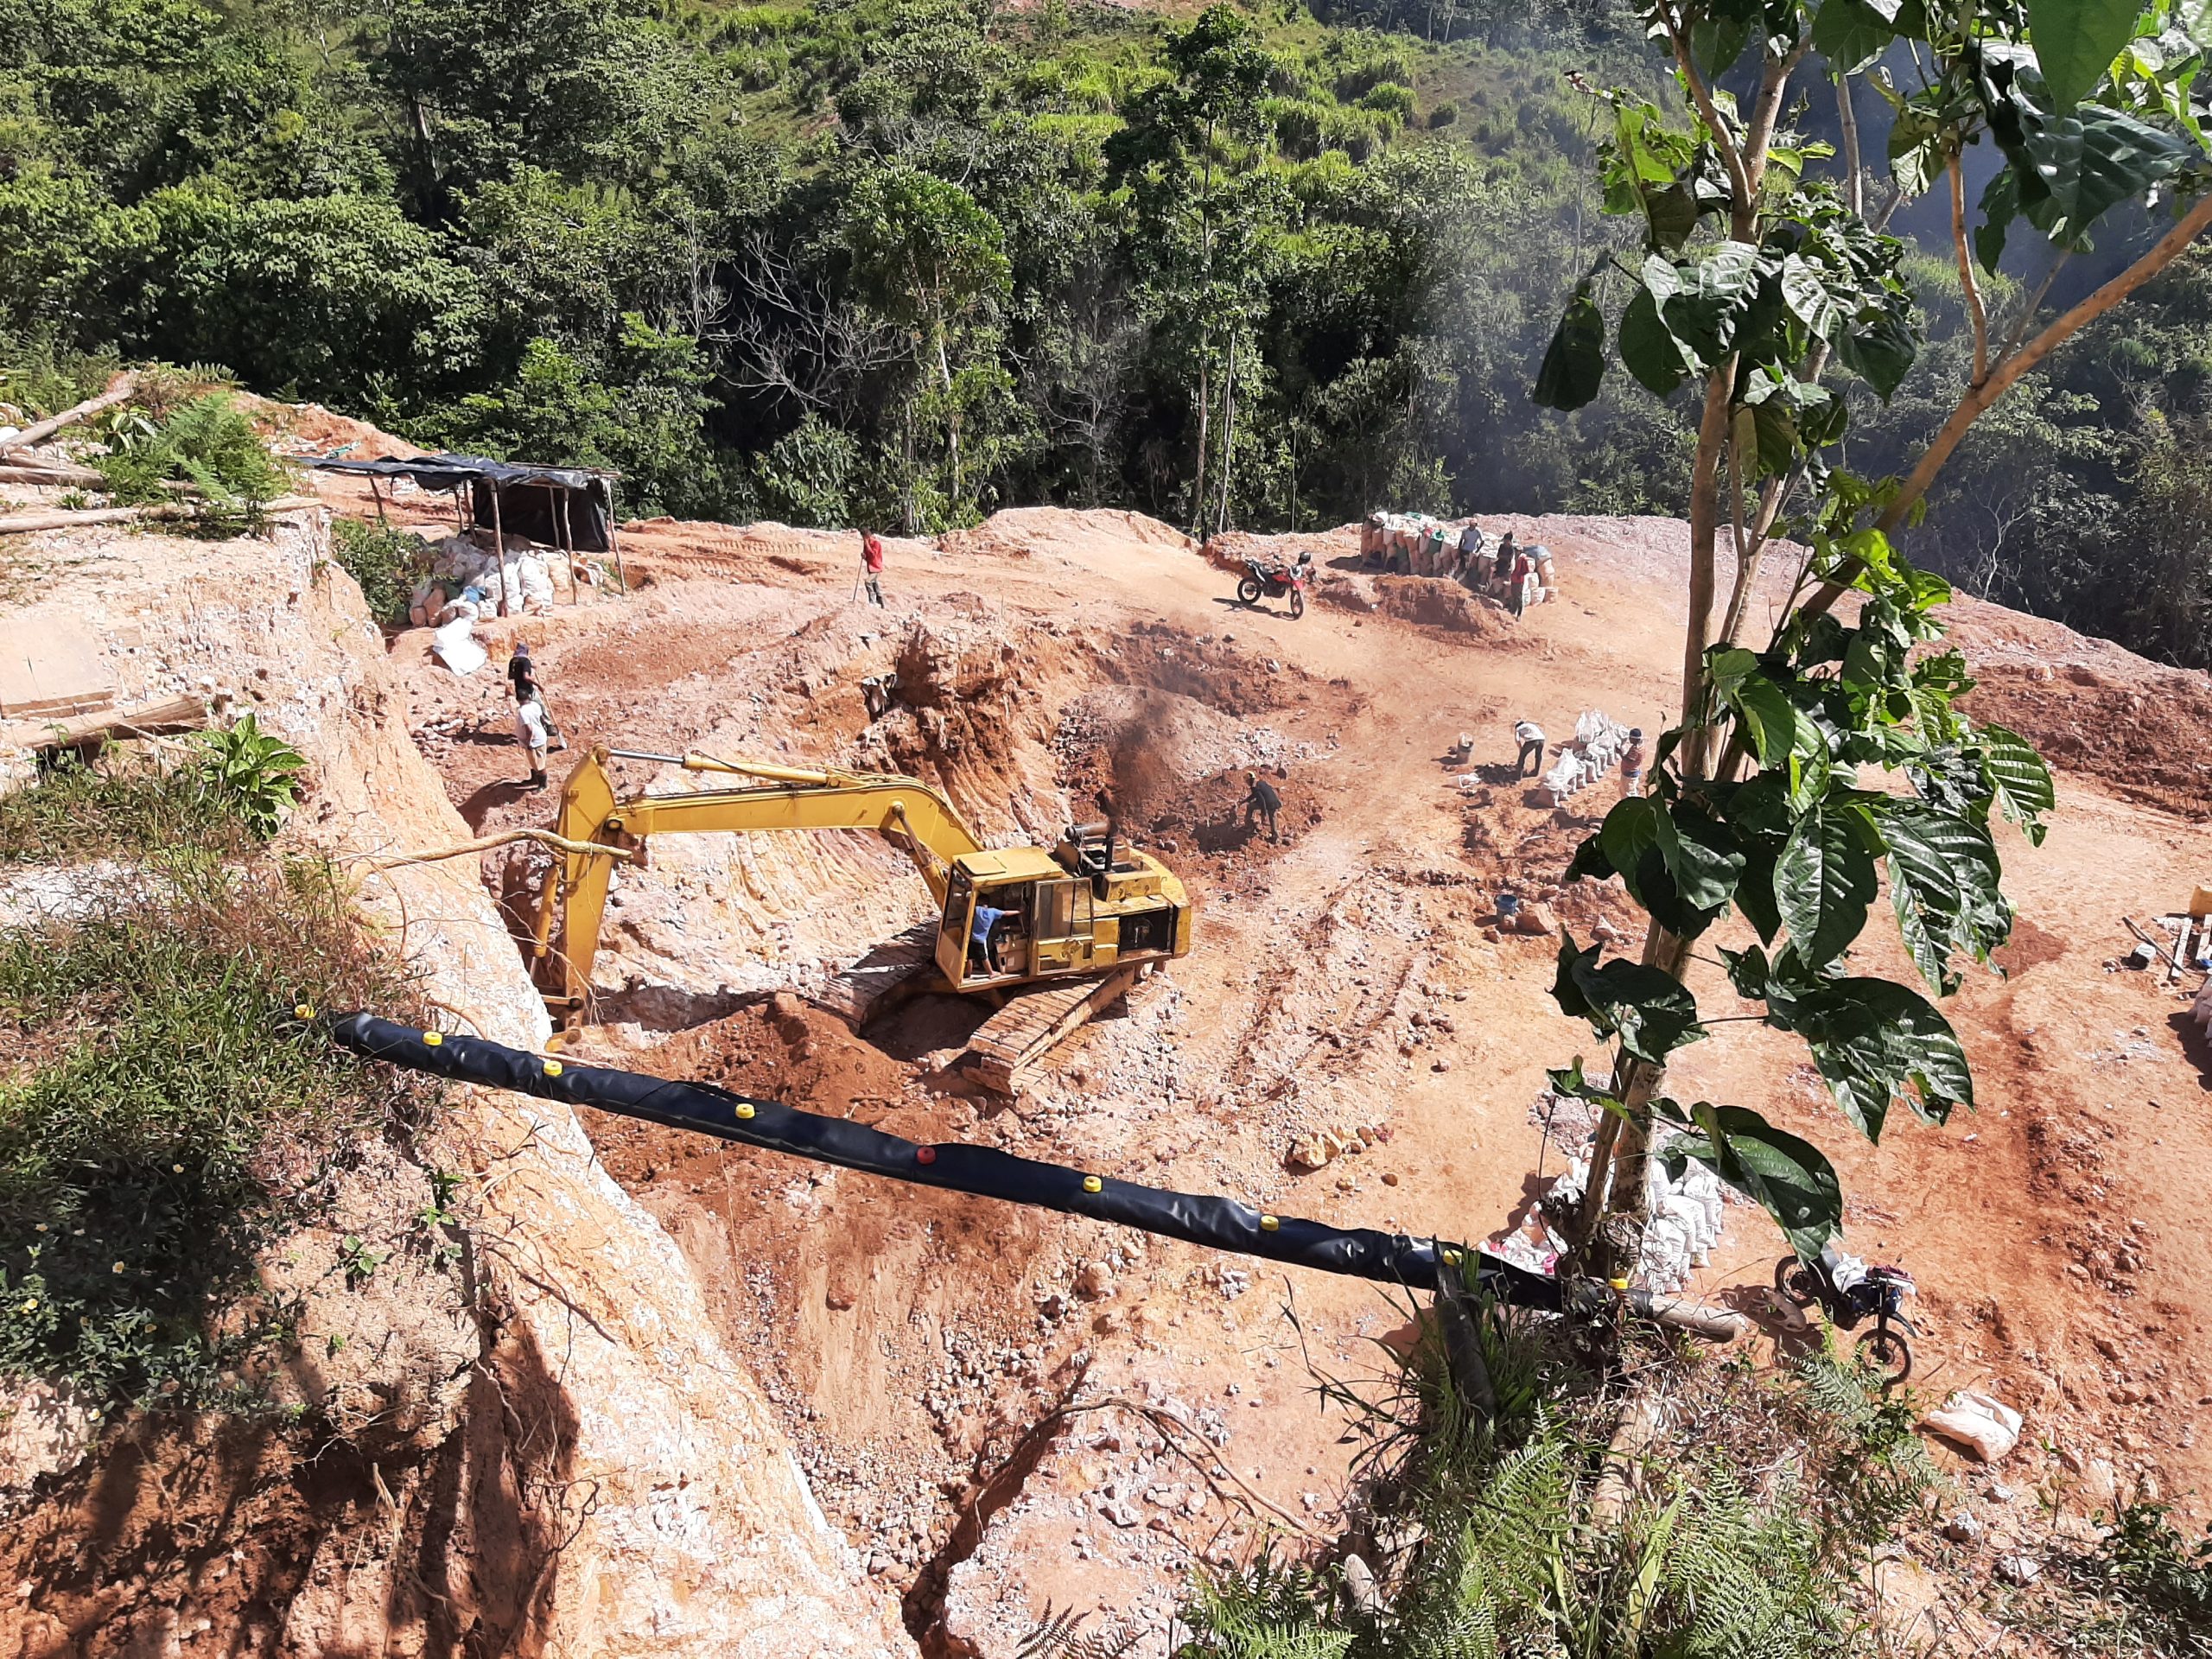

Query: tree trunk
[1678,360,1737,776]
[1192,337,1211,537]
[1215,331,1238,537]
[937,323,962,510]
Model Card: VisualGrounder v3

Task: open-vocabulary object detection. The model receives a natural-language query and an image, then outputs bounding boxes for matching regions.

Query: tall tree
[1108,5,1277,534]
[842,164,1014,531]
[1530,0,2206,1264]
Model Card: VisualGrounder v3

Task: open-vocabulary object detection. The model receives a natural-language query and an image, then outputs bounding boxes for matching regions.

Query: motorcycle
[1236,557,1307,619]
[1775,1244,1918,1382]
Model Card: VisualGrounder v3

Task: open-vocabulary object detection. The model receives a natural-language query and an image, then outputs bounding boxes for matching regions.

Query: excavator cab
[936,849,1092,989]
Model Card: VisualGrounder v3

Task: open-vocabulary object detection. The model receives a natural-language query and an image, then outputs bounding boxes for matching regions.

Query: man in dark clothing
[506,642,565,751]
[1243,770,1281,842]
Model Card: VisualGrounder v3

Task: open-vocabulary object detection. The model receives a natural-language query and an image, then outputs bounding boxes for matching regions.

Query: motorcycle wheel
[1858,1327,1912,1383]
[1236,576,1262,605]
[1289,588,1306,619]
[1773,1255,1818,1308]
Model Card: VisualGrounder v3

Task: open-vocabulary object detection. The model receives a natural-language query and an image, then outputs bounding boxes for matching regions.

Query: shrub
[1356,82,1415,123]
[194,715,305,838]
[0,853,437,1406]
[2071,1501,2212,1656]
[329,518,428,629]
[1176,1305,1928,1656]
[1427,100,1458,128]
[0,720,303,863]
[92,392,289,536]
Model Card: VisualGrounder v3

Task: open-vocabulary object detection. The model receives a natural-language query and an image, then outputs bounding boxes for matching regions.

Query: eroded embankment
[0,508,906,1657]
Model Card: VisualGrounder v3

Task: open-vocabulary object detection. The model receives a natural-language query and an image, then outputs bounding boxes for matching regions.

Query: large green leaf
[1777,253,1844,340]
[1814,0,1897,73]
[1975,721,2056,844]
[2021,105,2196,241]
[1653,240,1761,367]
[1551,934,1705,1065]
[1652,800,1748,911]
[1767,976,1974,1139]
[1877,799,2011,992]
[1776,800,1878,969]
[1619,285,1690,395]
[1534,284,1605,410]
[1599,794,1664,877]
[2029,0,2148,108]
[1656,1101,1844,1260]
[1722,662,1802,766]
[1976,164,2022,274]
[1836,308,1916,397]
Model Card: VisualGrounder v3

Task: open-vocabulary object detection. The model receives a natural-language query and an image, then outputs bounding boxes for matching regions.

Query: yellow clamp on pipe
[1608,1277,1630,1292]
[1260,1215,1280,1233]
[1442,1248,1463,1265]
[1081,1176,1102,1194]
[543,1059,563,1077]
[423,1031,443,1047]
[294,1003,315,1020]
[735,1103,756,1121]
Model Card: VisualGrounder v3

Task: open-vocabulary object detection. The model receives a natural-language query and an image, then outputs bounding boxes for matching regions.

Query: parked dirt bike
[1236,558,1307,619]
[1775,1245,1918,1382]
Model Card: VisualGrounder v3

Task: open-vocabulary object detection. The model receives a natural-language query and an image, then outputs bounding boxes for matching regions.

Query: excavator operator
[969,900,1021,976]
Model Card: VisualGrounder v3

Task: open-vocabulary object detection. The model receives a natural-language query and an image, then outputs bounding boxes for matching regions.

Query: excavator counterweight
[526,747,1193,1088]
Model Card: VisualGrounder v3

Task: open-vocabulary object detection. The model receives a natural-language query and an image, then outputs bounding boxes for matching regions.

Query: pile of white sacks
[1540,710,1634,807]
[408,532,559,627]
[1543,1135,1726,1293]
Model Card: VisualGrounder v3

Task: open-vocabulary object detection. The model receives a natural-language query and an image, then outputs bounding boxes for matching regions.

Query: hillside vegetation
[6,0,2211,663]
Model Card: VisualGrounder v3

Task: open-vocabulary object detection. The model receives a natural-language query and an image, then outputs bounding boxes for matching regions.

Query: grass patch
[0,740,435,1408]
[0,718,302,865]
[0,756,249,867]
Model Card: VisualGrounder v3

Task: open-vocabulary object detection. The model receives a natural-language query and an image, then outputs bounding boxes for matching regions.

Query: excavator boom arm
[535,750,986,1019]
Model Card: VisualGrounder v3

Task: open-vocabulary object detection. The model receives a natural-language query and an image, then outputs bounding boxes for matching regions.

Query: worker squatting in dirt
[1244,770,1281,842]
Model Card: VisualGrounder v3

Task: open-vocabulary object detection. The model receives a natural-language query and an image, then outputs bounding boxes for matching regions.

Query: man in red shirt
[861,529,886,607]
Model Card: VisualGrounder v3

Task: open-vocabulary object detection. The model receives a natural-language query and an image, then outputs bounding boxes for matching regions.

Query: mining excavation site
[321,451,2212,1649]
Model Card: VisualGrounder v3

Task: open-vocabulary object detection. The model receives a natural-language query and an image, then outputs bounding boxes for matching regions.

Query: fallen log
[0,494,321,534]
[1,696,211,755]
[0,373,137,456]
[0,457,107,488]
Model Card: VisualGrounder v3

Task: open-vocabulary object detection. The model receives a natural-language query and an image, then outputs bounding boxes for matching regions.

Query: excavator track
[963,963,1147,1096]
[808,919,942,1029]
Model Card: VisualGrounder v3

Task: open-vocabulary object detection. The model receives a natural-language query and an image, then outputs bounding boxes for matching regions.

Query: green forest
[4,0,2209,665]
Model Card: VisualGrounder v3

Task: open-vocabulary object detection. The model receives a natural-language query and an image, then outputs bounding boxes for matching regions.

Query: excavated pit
[377,500,2212,1652]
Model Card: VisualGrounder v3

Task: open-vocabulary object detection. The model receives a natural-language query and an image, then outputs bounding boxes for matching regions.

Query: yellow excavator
[527,747,1193,1090]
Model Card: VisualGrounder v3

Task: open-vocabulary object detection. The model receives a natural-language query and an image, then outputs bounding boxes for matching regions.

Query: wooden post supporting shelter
[606,477,627,591]
[367,474,389,526]
[486,477,512,616]
[553,484,576,603]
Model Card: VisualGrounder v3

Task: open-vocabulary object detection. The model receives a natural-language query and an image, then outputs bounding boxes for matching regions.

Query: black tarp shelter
[303,453,617,553]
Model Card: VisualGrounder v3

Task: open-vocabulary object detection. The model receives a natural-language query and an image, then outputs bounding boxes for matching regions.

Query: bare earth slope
[0,505,906,1656]
[352,473,2212,1653]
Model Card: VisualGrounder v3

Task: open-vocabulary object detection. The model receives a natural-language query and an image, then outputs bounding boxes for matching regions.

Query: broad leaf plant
[1530,0,2207,1267]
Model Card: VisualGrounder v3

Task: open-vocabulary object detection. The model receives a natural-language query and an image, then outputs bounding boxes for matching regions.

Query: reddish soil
[1964,661,2212,822]
[368,492,2212,1649]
